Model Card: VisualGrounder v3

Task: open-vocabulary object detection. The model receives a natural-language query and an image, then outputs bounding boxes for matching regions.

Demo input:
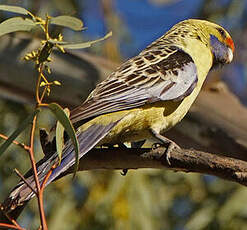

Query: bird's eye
[217,28,226,38]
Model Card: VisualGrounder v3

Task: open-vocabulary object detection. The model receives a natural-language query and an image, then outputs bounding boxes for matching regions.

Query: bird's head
[186,19,235,67]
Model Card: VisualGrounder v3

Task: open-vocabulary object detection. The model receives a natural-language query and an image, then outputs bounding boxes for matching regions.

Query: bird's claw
[164,141,180,166]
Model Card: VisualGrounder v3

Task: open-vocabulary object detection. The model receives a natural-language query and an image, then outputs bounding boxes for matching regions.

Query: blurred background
[0,0,247,229]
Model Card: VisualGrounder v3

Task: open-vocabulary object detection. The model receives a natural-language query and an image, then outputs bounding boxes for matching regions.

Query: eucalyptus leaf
[0,17,36,37]
[50,15,83,31]
[0,4,29,15]
[56,108,70,164]
[61,31,112,49]
[48,39,67,45]
[0,109,40,157]
[47,103,79,176]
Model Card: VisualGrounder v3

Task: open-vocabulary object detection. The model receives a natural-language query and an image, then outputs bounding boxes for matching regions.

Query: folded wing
[71,46,198,125]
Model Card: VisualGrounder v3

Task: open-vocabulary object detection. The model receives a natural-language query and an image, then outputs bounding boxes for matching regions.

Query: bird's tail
[3,120,120,212]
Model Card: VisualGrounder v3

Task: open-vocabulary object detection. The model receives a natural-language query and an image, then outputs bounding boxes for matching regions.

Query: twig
[0,134,29,151]
[4,215,23,230]
[40,165,56,191]
[0,57,48,230]
[26,60,49,230]
[0,208,24,230]
[1,12,62,230]
[0,223,24,230]
[40,85,48,102]
[28,115,47,230]
[14,169,37,196]
[37,165,55,227]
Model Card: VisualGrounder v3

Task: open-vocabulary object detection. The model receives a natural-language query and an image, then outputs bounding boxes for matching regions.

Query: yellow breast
[99,83,203,144]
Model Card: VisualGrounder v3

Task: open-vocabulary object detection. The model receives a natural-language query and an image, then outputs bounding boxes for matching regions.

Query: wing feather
[70,46,198,124]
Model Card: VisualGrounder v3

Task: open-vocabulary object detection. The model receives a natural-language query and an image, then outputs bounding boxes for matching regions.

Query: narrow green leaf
[0,109,40,157]
[56,108,70,164]
[61,31,112,49]
[0,17,36,37]
[47,103,79,176]
[48,39,67,45]
[0,5,29,15]
[50,15,83,31]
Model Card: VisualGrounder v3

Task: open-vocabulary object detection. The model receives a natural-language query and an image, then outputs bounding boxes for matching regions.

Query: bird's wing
[71,46,198,124]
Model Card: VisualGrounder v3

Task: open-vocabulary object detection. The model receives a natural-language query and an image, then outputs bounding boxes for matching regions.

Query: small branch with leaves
[0,4,112,230]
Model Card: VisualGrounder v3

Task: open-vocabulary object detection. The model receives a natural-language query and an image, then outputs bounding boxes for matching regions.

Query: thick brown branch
[1,145,247,224]
[75,147,247,186]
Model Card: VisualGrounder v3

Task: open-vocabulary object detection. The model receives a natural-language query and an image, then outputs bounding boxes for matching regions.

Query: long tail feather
[47,122,118,184]
[5,120,120,211]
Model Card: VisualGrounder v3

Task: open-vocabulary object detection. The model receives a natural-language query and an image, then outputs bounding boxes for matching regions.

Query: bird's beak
[226,47,233,63]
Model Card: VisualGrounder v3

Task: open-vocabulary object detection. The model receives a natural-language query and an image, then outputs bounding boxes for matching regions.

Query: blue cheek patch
[210,35,228,63]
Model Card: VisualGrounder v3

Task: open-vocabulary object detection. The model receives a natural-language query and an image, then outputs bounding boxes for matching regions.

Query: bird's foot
[164,141,180,165]
[150,129,180,166]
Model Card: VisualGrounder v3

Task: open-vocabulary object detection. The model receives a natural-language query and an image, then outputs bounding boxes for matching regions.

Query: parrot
[6,19,234,207]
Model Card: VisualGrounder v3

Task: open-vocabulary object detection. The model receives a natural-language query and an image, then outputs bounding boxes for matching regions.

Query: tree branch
[2,144,247,225]
[75,147,247,186]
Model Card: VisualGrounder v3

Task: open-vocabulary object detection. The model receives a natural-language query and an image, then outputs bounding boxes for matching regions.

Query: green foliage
[0,4,113,228]
[50,15,84,31]
[0,4,29,15]
[61,31,113,49]
[0,17,36,37]
[0,4,112,52]
[0,4,112,168]
[56,108,70,165]
[48,103,79,175]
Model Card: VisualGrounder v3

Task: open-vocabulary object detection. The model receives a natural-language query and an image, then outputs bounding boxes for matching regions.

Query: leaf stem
[0,133,29,151]
[40,86,47,102]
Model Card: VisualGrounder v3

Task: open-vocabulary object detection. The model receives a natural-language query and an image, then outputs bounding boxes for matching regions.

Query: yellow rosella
[8,19,234,206]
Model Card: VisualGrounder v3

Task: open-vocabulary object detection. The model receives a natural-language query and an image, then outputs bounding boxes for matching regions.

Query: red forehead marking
[226,37,235,52]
